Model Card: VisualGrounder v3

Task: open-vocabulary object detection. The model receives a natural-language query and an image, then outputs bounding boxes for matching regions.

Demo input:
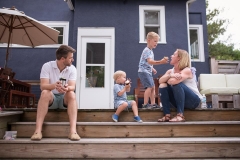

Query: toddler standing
[138,32,168,109]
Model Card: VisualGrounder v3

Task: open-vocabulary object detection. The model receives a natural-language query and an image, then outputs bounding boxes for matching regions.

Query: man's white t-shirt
[40,60,77,94]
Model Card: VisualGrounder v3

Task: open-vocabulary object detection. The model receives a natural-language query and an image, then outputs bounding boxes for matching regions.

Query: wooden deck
[3,108,240,121]
[1,138,240,159]
[9,121,240,138]
[0,108,240,159]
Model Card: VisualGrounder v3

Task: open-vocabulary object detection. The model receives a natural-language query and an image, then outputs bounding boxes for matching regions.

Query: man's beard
[64,61,71,66]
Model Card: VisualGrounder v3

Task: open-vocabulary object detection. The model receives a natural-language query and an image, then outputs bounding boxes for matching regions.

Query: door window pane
[145,11,159,25]
[190,29,199,59]
[85,66,105,88]
[86,43,105,64]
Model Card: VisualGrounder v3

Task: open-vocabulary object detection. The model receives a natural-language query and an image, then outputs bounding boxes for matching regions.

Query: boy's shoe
[142,103,152,109]
[134,116,143,123]
[152,104,161,109]
[112,114,119,122]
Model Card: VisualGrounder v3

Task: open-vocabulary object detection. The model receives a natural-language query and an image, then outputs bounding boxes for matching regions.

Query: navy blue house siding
[0,0,208,98]
[0,0,74,80]
[74,0,186,89]
[189,0,210,75]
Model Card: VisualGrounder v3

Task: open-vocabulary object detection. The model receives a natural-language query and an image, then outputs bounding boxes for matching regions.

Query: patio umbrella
[0,6,60,68]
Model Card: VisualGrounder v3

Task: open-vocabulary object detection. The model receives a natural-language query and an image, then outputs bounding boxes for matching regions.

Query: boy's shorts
[114,100,133,109]
[138,72,154,88]
[49,94,67,109]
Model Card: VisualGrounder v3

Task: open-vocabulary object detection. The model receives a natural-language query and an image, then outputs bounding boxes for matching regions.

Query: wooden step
[3,108,239,122]
[0,137,240,159]
[0,111,23,138]
[10,121,240,138]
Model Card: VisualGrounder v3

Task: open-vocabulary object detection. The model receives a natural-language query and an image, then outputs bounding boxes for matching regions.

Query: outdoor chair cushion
[225,74,240,88]
[200,87,239,95]
[199,74,226,90]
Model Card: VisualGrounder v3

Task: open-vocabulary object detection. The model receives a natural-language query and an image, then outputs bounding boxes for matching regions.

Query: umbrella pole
[4,38,11,69]
[4,17,13,69]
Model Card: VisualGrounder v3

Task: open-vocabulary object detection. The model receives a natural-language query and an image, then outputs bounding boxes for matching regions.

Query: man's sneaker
[112,114,119,122]
[134,116,143,123]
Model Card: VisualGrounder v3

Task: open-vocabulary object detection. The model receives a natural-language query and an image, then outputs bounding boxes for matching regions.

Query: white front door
[76,28,115,109]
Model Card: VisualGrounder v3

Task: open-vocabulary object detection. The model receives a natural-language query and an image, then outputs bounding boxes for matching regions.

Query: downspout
[64,0,74,11]
[186,0,196,67]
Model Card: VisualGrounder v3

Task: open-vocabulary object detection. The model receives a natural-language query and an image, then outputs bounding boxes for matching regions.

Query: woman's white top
[171,67,203,99]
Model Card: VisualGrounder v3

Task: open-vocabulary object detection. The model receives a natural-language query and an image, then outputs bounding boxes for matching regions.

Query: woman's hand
[167,68,192,85]
[170,73,182,80]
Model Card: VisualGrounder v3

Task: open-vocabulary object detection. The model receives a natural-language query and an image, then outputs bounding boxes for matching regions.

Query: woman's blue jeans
[159,83,200,115]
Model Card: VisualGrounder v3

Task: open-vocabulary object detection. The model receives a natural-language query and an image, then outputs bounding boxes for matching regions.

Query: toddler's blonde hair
[113,70,126,82]
[146,32,160,40]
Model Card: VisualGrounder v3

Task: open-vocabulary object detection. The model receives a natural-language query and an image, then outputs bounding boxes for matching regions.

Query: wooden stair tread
[3,108,240,111]
[1,137,240,144]
[0,111,23,117]
[9,121,240,125]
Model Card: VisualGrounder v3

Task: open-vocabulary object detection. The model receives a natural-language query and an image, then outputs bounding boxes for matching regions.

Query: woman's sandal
[169,114,185,122]
[157,115,171,122]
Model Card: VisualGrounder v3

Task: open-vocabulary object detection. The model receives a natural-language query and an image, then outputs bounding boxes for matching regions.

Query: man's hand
[55,81,68,93]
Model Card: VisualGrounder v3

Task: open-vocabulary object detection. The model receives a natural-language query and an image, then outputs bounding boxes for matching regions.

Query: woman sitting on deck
[158,49,203,122]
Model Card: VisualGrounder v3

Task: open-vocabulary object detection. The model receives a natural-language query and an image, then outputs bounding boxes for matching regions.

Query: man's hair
[177,49,191,70]
[56,45,76,60]
[146,32,160,40]
[113,70,126,81]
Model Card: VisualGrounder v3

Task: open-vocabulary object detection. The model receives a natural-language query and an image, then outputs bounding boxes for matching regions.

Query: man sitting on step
[31,45,80,141]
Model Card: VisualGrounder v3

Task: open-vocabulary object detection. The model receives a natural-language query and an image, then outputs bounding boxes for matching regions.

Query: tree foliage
[206,0,240,60]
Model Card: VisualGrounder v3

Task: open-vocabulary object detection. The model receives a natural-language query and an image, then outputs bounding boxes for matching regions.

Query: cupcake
[125,80,130,85]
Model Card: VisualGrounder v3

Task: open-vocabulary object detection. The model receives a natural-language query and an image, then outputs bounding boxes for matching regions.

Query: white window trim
[189,24,205,62]
[139,5,166,44]
[0,21,69,48]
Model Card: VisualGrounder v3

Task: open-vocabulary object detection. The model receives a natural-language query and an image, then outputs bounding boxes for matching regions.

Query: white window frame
[0,21,69,48]
[189,24,205,62]
[139,5,166,44]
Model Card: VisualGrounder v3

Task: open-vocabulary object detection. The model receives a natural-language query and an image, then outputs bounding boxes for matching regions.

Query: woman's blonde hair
[176,49,191,70]
[146,32,160,40]
[113,70,126,81]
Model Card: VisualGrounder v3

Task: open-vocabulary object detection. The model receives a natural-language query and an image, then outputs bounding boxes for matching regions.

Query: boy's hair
[177,49,191,70]
[56,45,76,60]
[146,32,160,40]
[113,70,126,81]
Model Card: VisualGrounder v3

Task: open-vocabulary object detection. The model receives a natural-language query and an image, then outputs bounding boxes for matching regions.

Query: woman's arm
[159,69,172,84]
[167,68,192,85]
